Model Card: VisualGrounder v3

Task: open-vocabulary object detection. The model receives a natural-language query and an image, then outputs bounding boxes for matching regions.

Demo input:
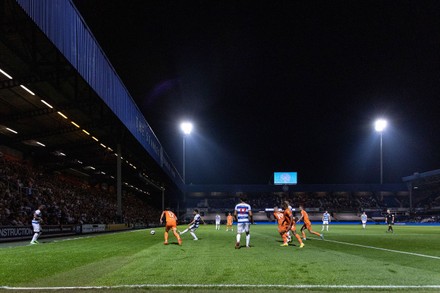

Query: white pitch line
[2,284,440,290]
[324,238,440,260]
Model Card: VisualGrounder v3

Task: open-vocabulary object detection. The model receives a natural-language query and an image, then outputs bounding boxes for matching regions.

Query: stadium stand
[0,157,161,227]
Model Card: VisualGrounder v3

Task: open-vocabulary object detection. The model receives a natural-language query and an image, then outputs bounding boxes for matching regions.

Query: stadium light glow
[180,121,193,135]
[100,143,107,148]
[71,121,80,128]
[20,85,35,95]
[57,111,68,119]
[374,119,387,132]
[82,129,90,135]
[92,136,99,142]
[0,68,13,79]
[5,127,18,134]
[40,100,53,108]
[36,141,46,147]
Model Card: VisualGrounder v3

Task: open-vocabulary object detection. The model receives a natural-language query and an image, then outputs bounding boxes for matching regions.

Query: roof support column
[116,143,122,222]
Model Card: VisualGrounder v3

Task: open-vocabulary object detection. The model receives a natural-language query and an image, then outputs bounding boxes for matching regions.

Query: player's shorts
[278,225,289,234]
[165,223,177,231]
[301,222,312,230]
[215,221,220,225]
[189,224,199,232]
[32,222,41,233]
[322,221,329,225]
[362,221,367,224]
[237,222,250,234]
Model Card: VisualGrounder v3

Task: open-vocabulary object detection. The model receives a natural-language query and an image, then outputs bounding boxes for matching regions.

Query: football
[150,230,155,235]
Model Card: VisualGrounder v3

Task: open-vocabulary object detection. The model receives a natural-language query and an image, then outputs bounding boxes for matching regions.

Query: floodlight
[374,119,387,132]
[180,122,193,135]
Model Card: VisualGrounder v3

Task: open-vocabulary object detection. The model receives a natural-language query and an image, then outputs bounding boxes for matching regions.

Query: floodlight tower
[374,119,388,184]
[180,121,193,184]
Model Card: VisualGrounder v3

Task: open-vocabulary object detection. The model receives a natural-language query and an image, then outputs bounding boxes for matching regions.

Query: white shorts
[215,221,220,225]
[32,222,41,233]
[323,221,329,225]
[362,221,367,224]
[189,224,199,232]
[237,222,250,234]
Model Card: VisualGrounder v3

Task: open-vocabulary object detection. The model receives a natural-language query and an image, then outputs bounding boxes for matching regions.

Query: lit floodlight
[180,121,193,135]
[0,68,13,79]
[5,127,18,134]
[20,85,35,95]
[374,119,387,132]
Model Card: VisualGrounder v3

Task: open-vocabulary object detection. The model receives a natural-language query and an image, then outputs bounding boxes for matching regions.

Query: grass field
[1,223,440,293]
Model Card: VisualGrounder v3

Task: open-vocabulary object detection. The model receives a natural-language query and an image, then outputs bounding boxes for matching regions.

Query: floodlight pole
[182,135,186,184]
[379,131,383,185]
[180,121,193,185]
[375,119,387,185]
[116,144,122,221]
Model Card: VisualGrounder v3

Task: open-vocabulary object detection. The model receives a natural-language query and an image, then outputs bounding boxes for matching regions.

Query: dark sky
[73,0,440,185]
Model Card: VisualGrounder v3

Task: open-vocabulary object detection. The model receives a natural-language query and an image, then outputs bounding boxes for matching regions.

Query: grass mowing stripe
[324,238,440,260]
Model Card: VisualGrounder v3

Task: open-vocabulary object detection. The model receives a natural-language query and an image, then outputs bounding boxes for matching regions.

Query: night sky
[73,0,440,185]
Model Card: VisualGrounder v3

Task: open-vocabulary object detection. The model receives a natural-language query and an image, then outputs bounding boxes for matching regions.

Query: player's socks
[245,234,250,247]
[295,234,303,244]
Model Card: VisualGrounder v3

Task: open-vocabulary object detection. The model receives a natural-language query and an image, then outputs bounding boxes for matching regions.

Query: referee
[385,209,395,233]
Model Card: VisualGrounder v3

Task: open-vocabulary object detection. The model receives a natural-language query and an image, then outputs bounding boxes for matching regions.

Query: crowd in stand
[3,156,440,227]
[191,191,383,212]
[0,157,160,226]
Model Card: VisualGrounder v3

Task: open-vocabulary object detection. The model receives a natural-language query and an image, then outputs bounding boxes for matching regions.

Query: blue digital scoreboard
[274,172,298,185]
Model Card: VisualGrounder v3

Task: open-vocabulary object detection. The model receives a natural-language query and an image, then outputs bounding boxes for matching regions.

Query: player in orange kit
[226,212,234,231]
[297,205,324,241]
[274,202,304,248]
[273,206,288,245]
[281,201,304,248]
[160,207,182,245]
[290,215,304,248]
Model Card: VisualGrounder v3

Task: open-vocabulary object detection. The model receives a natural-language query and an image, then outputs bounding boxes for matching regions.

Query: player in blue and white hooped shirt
[215,214,221,230]
[30,205,45,244]
[321,210,331,231]
[234,195,253,249]
[179,209,205,240]
[361,212,368,229]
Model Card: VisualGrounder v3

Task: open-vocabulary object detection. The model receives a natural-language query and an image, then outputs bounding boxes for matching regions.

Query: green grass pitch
[1,224,440,293]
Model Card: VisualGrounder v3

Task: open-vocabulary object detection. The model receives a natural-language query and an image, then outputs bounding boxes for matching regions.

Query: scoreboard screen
[274,172,297,185]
